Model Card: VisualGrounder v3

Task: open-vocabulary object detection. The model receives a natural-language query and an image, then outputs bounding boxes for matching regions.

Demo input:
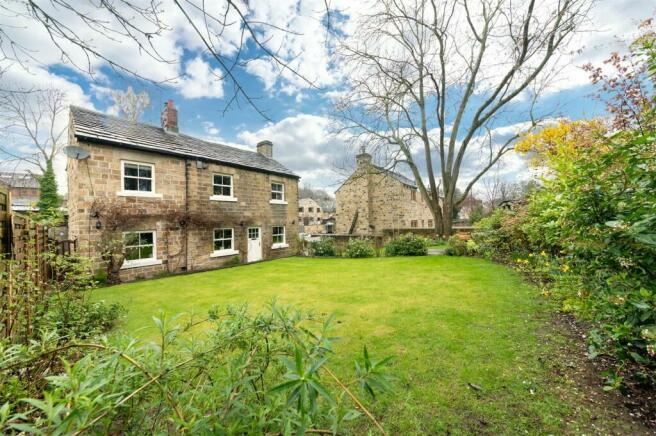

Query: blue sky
[0,0,653,195]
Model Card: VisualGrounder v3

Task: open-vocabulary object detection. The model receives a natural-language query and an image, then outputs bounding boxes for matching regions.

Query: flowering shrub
[472,25,656,383]
[385,234,428,256]
[311,237,337,257]
[345,238,376,258]
[470,118,656,388]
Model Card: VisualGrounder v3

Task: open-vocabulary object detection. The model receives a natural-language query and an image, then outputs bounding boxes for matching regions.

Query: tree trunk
[442,198,454,237]
[106,253,124,284]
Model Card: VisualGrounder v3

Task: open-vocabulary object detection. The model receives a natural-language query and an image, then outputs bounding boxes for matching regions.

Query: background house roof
[373,165,417,188]
[70,106,299,178]
[336,165,418,193]
[0,172,40,189]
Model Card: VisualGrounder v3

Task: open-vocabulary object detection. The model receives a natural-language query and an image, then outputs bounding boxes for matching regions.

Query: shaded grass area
[93,256,643,434]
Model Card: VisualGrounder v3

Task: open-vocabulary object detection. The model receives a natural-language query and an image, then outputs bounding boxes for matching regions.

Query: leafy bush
[385,234,428,256]
[445,235,467,256]
[471,117,656,387]
[472,209,531,261]
[0,303,393,434]
[311,237,336,257]
[37,296,124,340]
[345,238,376,258]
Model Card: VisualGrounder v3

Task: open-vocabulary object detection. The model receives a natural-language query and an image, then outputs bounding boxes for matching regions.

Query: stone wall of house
[299,198,330,233]
[335,163,435,236]
[335,169,371,234]
[67,133,298,282]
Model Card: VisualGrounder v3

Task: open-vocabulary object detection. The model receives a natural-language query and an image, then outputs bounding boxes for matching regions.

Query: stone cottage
[67,101,299,281]
[298,197,334,233]
[335,151,435,235]
[0,172,40,212]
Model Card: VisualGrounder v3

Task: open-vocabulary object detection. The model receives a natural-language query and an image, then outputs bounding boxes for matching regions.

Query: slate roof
[70,106,298,178]
[373,165,417,188]
[335,164,417,193]
[0,172,40,189]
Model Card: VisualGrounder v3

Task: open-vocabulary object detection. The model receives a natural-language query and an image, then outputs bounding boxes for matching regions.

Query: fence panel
[1,212,76,342]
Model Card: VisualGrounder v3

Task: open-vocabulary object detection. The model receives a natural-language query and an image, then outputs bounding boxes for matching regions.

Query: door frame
[247,227,262,263]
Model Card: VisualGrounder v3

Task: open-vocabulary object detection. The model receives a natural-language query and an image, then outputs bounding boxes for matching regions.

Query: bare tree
[0,1,327,120]
[0,87,67,172]
[334,0,592,235]
[111,86,150,122]
[481,171,538,210]
[299,184,336,212]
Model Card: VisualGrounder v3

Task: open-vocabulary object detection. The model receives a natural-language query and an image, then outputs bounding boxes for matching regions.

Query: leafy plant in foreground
[0,302,393,434]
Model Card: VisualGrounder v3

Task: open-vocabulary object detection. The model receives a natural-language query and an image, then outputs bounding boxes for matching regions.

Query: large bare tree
[0,1,326,119]
[111,86,151,122]
[0,87,67,173]
[334,0,592,235]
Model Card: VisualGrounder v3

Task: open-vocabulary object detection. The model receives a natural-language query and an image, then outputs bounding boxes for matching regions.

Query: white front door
[247,227,262,263]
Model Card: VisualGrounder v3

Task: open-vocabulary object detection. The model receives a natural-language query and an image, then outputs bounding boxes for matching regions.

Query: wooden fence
[1,211,77,341]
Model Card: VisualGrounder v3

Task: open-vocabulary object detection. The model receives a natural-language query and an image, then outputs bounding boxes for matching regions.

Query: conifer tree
[36,160,61,222]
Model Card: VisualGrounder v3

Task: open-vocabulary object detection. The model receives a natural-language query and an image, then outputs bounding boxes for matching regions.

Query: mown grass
[93,256,640,434]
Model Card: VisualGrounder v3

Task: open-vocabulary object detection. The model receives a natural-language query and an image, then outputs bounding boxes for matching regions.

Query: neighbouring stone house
[0,172,40,212]
[298,197,334,233]
[67,101,299,281]
[335,151,435,236]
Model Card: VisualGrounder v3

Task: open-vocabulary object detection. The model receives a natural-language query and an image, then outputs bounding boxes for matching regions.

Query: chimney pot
[356,149,372,168]
[257,140,273,158]
[161,99,179,133]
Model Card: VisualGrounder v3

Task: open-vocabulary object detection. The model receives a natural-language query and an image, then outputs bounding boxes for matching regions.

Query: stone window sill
[209,195,238,202]
[210,249,239,258]
[271,243,289,250]
[269,199,287,205]
[121,258,163,269]
[117,191,163,199]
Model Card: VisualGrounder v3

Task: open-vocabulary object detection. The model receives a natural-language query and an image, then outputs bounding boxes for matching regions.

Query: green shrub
[472,117,656,386]
[311,237,336,256]
[1,303,393,434]
[345,238,376,258]
[472,209,531,261]
[445,235,467,256]
[385,234,428,256]
[37,296,124,340]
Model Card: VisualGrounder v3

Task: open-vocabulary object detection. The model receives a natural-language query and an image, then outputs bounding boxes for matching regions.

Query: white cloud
[176,57,224,99]
[237,114,348,191]
[202,121,220,136]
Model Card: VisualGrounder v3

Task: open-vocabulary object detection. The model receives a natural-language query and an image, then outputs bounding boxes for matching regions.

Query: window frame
[410,220,418,228]
[121,230,162,268]
[211,227,238,257]
[271,225,288,249]
[210,173,237,202]
[270,183,287,204]
[118,160,162,198]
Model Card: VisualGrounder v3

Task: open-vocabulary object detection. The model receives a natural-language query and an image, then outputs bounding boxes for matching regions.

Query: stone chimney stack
[161,100,179,133]
[356,146,372,168]
[257,140,273,158]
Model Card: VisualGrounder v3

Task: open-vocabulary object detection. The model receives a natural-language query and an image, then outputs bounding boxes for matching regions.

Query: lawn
[93,256,640,434]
